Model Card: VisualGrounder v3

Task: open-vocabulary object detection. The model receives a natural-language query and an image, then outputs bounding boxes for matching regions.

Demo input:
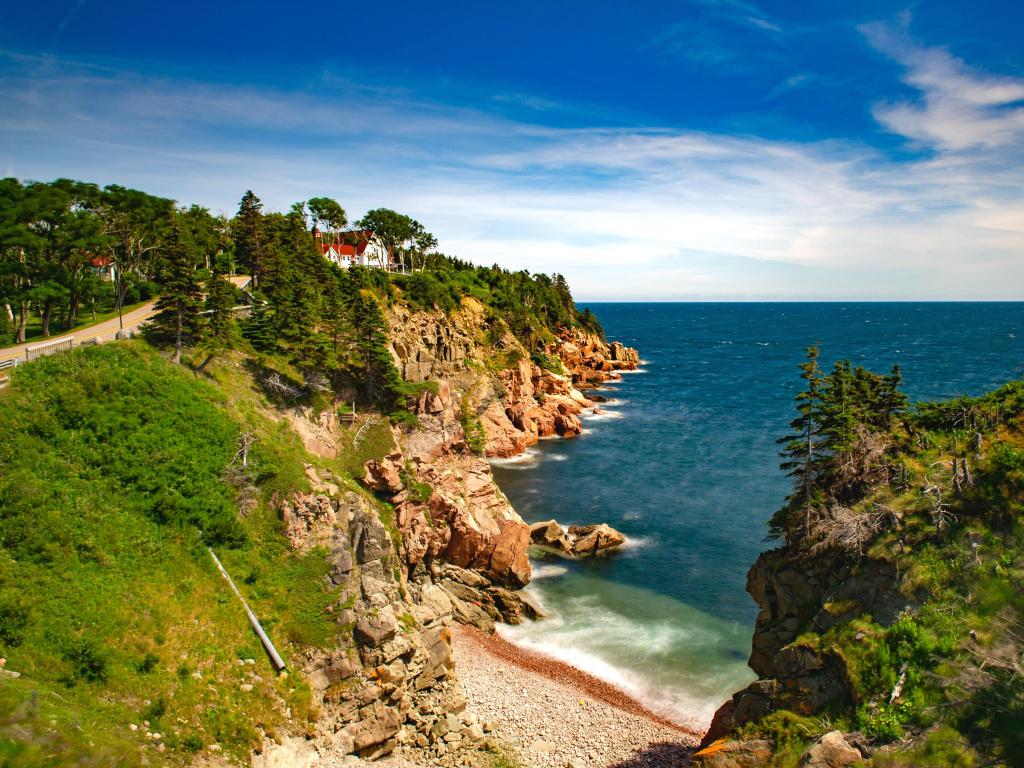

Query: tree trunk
[41,300,54,337]
[174,309,183,365]
[16,302,28,343]
[68,291,80,330]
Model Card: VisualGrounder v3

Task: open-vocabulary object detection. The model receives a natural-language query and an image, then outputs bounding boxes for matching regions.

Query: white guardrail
[24,336,75,361]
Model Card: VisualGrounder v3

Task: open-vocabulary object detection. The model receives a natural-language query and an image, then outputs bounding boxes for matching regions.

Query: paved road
[0,275,251,364]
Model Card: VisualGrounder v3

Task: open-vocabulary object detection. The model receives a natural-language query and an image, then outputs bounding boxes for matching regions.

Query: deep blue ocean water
[491,303,1023,729]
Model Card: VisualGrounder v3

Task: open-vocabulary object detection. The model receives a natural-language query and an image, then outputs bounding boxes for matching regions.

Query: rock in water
[567,523,626,556]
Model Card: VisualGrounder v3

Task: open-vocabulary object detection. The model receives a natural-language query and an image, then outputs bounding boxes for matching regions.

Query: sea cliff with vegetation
[0,179,640,767]
[1,178,1021,768]
[695,349,1024,768]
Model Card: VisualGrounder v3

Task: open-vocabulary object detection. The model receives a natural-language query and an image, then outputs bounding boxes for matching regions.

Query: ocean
[490,302,1024,731]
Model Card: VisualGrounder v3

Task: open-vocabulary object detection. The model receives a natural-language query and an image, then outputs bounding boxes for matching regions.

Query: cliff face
[260,298,639,764]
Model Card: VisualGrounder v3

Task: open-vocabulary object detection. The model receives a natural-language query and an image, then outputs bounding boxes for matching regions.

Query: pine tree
[352,291,405,411]
[205,270,236,344]
[778,345,825,537]
[241,299,277,352]
[152,219,204,364]
[233,191,266,286]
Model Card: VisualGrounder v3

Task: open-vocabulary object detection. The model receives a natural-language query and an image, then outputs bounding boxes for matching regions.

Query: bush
[60,638,109,685]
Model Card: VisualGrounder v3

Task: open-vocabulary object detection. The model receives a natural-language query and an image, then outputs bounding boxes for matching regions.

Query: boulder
[692,739,773,768]
[363,454,404,495]
[354,606,399,647]
[798,731,863,768]
[567,524,626,556]
[529,519,566,546]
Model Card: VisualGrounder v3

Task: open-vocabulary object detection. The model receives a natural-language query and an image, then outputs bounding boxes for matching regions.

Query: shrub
[60,638,109,685]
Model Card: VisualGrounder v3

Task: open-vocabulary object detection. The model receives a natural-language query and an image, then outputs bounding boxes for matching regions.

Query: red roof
[90,256,112,267]
[318,229,376,257]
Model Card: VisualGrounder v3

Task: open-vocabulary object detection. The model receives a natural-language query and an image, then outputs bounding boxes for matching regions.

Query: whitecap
[531,564,569,579]
[488,448,541,469]
[548,453,569,461]
[618,367,647,374]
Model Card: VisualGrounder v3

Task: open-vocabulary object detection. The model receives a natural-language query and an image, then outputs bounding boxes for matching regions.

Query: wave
[488,448,541,469]
[620,534,653,550]
[498,598,727,729]
[531,564,569,579]
[585,409,624,421]
[618,367,648,374]
[548,452,569,461]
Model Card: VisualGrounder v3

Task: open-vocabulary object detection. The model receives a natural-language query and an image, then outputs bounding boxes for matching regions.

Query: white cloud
[863,20,1024,150]
[1,44,1022,300]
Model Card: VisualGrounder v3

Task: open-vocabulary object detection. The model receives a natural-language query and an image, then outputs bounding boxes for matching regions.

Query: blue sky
[2,1,1023,299]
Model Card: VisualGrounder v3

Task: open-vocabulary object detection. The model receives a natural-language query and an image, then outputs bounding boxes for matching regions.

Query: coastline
[453,625,698,768]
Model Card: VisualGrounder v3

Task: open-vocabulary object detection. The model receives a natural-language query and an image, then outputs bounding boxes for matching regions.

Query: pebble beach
[452,626,699,768]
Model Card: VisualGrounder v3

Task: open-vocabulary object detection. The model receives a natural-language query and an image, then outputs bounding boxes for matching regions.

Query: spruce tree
[241,298,276,352]
[152,218,204,364]
[778,345,825,537]
[205,270,236,344]
[352,291,405,411]
[233,191,266,286]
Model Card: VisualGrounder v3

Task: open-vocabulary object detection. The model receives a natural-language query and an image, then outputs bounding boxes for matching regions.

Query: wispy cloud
[2,43,1022,300]
[863,19,1024,150]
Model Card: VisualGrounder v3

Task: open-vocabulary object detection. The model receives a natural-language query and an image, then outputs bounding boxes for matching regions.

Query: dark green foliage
[206,270,238,343]
[351,291,406,411]
[0,344,244,547]
[148,216,205,363]
[60,639,110,686]
[773,347,910,540]
[758,351,1024,764]
[242,298,277,351]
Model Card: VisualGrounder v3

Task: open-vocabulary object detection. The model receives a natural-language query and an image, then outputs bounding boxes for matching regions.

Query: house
[316,229,392,270]
[89,255,117,282]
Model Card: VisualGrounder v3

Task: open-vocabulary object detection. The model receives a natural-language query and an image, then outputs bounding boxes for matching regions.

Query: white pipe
[207,547,287,671]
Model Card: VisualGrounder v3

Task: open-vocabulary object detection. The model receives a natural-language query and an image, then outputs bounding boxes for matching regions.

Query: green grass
[0,344,343,764]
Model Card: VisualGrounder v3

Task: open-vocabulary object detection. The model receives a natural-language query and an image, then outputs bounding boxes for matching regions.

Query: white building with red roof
[316,229,390,270]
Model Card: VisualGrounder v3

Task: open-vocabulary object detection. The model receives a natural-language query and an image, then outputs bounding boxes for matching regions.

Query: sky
[1,1,1023,300]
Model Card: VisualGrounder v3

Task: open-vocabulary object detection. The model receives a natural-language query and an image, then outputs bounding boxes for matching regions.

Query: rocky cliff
[259,298,639,765]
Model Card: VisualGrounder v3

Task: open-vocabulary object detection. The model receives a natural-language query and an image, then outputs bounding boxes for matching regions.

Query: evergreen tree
[241,298,276,352]
[778,345,825,536]
[205,269,236,344]
[233,191,266,285]
[152,218,204,364]
[351,291,405,410]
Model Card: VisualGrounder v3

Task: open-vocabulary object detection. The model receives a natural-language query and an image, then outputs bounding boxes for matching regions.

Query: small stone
[208,744,222,752]
[191,670,202,680]
[240,683,254,692]
[129,724,138,732]
[244,658,256,665]
[157,743,166,753]
[530,740,557,753]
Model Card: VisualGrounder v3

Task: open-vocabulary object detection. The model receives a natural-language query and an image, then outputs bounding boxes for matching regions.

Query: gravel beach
[452,626,699,768]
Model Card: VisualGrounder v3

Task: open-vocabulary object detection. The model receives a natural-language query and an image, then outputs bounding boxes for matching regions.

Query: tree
[351,291,405,410]
[151,218,204,364]
[356,208,427,271]
[233,191,266,286]
[205,270,236,344]
[99,184,174,327]
[306,197,347,241]
[778,345,825,537]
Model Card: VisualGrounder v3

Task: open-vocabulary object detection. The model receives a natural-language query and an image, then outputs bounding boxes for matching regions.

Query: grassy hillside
[744,366,1024,767]
[0,343,398,767]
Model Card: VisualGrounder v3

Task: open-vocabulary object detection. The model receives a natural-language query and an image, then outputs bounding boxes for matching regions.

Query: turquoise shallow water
[491,302,1024,729]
